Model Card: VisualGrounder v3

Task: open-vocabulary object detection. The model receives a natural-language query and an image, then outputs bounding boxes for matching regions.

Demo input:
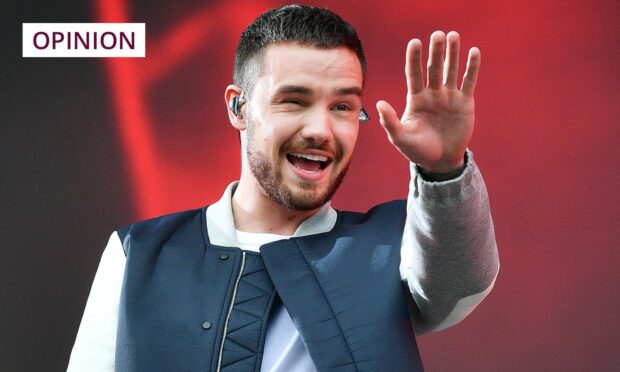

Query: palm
[377,31,480,173]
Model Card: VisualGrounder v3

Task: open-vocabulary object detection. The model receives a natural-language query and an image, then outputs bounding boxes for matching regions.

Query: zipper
[216,251,246,372]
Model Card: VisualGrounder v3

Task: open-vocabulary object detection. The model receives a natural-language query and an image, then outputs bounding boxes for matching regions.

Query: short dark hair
[233,4,366,95]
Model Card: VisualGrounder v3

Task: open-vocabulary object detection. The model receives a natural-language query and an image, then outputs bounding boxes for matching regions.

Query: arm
[376,31,499,334]
[67,232,124,371]
[401,150,499,335]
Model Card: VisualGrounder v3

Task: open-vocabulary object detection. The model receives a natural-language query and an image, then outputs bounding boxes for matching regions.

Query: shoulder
[116,208,205,253]
[337,199,407,226]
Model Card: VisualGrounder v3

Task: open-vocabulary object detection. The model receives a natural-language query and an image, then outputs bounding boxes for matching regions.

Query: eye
[282,98,305,106]
[333,103,352,112]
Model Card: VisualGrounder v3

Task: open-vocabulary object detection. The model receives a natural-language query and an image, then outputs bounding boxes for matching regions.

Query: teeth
[290,153,328,162]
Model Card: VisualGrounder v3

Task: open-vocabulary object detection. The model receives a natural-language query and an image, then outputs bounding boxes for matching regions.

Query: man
[69,5,498,371]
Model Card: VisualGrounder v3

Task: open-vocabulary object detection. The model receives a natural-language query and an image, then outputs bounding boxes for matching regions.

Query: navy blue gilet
[115,200,424,371]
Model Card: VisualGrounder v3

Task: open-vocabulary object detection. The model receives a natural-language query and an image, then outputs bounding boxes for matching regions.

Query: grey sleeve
[400,150,500,335]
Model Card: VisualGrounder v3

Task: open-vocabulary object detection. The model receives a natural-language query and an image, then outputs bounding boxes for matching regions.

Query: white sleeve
[400,150,500,335]
[67,232,126,371]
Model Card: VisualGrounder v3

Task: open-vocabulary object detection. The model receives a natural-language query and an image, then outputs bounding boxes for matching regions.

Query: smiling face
[241,43,363,211]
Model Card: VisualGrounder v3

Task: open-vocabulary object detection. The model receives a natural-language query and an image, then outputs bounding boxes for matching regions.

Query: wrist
[417,152,468,182]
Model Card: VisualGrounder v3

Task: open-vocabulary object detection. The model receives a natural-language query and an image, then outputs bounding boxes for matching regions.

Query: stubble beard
[245,118,349,211]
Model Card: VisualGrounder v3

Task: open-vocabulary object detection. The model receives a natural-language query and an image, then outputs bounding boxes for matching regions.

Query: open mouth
[286,152,332,173]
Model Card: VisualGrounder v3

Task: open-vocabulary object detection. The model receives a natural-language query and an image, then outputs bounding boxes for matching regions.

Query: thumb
[376,100,402,143]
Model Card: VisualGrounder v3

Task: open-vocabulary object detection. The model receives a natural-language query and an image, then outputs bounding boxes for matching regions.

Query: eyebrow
[273,85,363,97]
[335,87,363,97]
[274,85,313,96]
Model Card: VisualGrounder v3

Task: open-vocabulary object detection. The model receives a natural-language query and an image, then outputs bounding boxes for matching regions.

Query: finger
[461,47,481,97]
[376,100,403,145]
[427,30,446,89]
[443,31,460,88]
[406,39,424,94]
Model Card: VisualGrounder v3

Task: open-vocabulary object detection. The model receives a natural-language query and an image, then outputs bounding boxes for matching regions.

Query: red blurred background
[2,0,619,370]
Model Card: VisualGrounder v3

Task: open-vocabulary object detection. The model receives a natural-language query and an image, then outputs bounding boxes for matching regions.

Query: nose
[300,107,334,145]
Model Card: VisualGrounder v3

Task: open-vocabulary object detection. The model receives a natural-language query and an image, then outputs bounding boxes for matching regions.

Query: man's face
[243,43,363,210]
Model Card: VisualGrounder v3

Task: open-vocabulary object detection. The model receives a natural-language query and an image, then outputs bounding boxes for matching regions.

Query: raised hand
[376,31,480,174]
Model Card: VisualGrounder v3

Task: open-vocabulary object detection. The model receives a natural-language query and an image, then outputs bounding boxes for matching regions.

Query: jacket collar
[206,182,337,247]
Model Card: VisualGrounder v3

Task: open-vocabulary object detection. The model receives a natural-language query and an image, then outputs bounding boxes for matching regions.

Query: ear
[224,85,246,130]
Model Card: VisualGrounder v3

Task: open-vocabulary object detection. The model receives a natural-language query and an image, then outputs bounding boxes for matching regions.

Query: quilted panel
[220,253,275,372]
